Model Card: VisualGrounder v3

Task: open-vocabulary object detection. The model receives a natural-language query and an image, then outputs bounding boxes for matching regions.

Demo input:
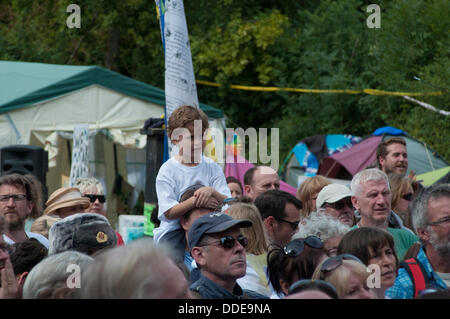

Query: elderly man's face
[323,197,355,227]
[424,196,450,256]
[352,179,391,227]
[245,167,280,201]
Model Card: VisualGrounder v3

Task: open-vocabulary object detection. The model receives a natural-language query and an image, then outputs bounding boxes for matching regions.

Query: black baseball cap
[188,212,252,251]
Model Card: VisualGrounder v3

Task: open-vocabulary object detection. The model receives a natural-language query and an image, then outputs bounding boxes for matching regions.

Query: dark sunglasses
[200,234,248,249]
[402,193,413,201]
[325,198,353,210]
[274,216,300,230]
[84,194,106,203]
[320,254,364,280]
[284,236,323,257]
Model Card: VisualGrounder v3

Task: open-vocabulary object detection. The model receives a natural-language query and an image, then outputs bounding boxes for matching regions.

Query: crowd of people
[0,105,449,300]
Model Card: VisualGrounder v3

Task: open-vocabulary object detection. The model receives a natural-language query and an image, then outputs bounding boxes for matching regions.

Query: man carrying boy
[154,105,231,259]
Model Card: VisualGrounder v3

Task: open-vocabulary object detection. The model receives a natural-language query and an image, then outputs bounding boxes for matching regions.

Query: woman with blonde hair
[388,173,415,231]
[226,203,268,255]
[226,202,271,297]
[74,177,107,217]
[296,175,330,218]
[312,254,375,299]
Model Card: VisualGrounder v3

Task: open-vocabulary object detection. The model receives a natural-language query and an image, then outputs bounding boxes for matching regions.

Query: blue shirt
[385,246,448,299]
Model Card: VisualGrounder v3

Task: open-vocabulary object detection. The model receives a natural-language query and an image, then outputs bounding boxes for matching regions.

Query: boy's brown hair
[167,105,209,141]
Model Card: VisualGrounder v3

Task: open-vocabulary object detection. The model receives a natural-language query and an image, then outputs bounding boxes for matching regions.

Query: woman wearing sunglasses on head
[75,177,124,246]
[311,254,376,299]
[266,236,327,298]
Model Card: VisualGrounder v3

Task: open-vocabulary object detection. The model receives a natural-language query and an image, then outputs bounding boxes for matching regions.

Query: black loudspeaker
[0,145,48,188]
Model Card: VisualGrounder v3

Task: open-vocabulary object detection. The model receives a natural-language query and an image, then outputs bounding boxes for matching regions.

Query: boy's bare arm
[193,187,228,208]
[211,189,228,202]
[164,197,196,220]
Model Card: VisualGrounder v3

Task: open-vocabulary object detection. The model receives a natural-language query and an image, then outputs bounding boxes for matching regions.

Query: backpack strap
[399,257,430,298]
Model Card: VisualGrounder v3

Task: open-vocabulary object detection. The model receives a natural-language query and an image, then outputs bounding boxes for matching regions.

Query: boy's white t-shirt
[3,232,49,249]
[153,155,231,242]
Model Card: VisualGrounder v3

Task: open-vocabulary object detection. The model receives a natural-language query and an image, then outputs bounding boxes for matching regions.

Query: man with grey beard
[386,183,450,299]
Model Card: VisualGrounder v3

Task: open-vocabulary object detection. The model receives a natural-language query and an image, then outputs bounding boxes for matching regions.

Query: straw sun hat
[44,187,90,216]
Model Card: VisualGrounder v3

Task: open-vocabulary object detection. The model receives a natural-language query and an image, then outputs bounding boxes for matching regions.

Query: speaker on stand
[0,144,49,205]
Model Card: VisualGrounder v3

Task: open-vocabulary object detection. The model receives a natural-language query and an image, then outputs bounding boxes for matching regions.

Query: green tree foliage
[367,0,450,161]
[0,0,165,84]
[0,0,448,163]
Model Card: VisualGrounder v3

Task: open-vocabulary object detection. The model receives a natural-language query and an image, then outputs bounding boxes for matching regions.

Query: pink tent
[318,136,382,178]
[225,155,297,196]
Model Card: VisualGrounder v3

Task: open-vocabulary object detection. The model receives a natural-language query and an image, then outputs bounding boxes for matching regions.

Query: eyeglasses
[199,234,248,249]
[428,216,450,227]
[83,194,106,203]
[402,193,413,201]
[287,279,338,298]
[0,194,27,202]
[274,216,300,230]
[319,254,365,280]
[325,198,353,210]
[284,236,323,257]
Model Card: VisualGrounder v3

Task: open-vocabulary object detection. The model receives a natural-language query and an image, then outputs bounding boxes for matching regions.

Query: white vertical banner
[69,124,90,186]
[156,0,200,158]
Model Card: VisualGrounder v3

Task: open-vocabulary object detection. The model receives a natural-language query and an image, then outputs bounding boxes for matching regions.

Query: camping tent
[416,166,450,186]
[318,127,449,179]
[0,60,226,224]
[279,134,361,188]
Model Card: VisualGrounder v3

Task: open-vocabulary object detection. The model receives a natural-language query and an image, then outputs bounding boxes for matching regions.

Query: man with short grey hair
[350,168,418,260]
[386,183,450,299]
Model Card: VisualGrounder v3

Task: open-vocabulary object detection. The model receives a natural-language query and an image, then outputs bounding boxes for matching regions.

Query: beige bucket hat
[44,187,90,216]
